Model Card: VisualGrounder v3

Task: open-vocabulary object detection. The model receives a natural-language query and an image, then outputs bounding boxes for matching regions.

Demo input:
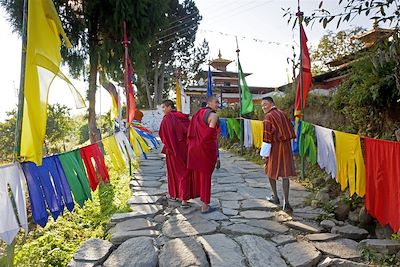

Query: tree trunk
[88,24,101,144]
[158,63,165,104]
[153,64,159,107]
[141,73,153,109]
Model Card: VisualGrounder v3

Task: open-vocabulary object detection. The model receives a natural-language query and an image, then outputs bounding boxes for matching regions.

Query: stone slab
[110,230,160,245]
[271,235,296,246]
[235,235,287,267]
[317,257,370,267]
[237,186,269,199]
[239,210,274,219]
[241,199,278,210]
[159,237,209,267]
[305,233,340,242]
[111,205,163,223]
[162,217,218,238]
[127,195,161,205]
[109,218,157,234]
[285,221,322,234]
[246,220,289,233]
[331,225,369,241]
[313,239,362,259]
[130,180,162,187]
[274,210,293,222]
[221,223,272,237]
[213,192,245,201]
[197,234,246,267]
[73,238,112,262]
[103,237,158,267]
[279,241,322,267]
[220,200,240,209]
[222,208,239,216]
[211,185,238,194]
[200,210,229,221]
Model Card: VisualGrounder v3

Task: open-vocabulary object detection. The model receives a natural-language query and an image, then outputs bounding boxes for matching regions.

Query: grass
[361,248,400,266]
[0,158,133,267]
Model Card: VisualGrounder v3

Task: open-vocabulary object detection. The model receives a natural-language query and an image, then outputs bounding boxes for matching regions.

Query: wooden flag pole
[123,21,132,176]
[235,37,244,156]
[296,1,305,179]
[9,0,28,265]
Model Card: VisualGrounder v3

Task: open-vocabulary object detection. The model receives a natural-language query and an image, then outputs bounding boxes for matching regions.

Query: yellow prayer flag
[21,0,85,165]
[176,79,182,112]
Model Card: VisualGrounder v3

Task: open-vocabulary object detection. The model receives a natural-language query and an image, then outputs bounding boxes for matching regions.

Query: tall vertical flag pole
[235,37,244,156]
[296,1,305,179]
[9,0,28,265]
[14,0,28,160]
[123,21,132,176]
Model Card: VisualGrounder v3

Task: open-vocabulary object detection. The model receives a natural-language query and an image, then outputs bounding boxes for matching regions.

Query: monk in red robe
[262,96,296,213]
[159,100,192,206]
[187,96,219,213]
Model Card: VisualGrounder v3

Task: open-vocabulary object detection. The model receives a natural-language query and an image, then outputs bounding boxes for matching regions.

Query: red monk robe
[159,111,192,200]
[187,107,219,205]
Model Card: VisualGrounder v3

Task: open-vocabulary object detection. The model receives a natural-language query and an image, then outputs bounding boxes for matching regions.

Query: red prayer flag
[294,24,312,119]
[123,22,136,123]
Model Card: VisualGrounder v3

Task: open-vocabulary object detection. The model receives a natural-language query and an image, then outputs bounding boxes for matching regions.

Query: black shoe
[215,159,221,169]
[283,203,293,213]
[266,195,280,205]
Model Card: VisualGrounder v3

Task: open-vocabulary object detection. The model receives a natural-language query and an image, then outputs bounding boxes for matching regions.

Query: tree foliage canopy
[311,28,364,74]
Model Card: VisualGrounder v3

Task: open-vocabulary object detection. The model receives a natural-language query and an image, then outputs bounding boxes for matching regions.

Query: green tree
[138,0,209,108]
[311,28,364,74]
[0,111,16,163]
[1,0,169,143]
[331,54,400,138]
[0,104,76,163]
[45,104,74,154]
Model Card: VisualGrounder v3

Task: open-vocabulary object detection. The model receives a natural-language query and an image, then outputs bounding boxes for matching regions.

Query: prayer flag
[238,59,254,115]
[207,65,213,97]
[176,79,182,112]
[294,25,312,119]
[21,0,85,165]
[103,81,119,119]
[125,57,136,123]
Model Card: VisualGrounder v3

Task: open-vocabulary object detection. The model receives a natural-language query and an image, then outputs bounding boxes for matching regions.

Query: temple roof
[210,50,233,71]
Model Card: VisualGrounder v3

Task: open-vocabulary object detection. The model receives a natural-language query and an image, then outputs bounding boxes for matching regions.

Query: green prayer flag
[238,59,254,115]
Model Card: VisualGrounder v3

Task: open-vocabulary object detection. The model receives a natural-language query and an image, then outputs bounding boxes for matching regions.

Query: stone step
[108,218,157,235]
[279,241,322,267]
[285,221,322,234]
[110,230,161,245]
[70,238,113,266]
[239,210,275,219]
[313,239,362,259]
[159,237,209,267]
[103,237,158,267]
[197,234,247,267]
[221,223,272,237]
[111,205,163,223]
[235,235,287,267]
[331,225,369,241]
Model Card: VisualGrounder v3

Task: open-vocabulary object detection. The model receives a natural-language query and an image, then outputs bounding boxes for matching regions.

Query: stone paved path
[70,148,382,267]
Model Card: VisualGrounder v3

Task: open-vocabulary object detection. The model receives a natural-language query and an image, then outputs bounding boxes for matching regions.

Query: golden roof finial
[218,49,222,59]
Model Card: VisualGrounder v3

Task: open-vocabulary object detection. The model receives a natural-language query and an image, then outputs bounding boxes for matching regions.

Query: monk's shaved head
[206,95,218,103]
[162,99,175,109]
[161,99,175,115]
[206,95,219,111]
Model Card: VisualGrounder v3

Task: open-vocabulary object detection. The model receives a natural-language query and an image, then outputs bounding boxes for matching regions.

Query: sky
[0,0,379,121]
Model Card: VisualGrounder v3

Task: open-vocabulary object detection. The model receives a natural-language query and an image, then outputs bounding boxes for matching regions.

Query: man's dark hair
[262,96,275,104]
[162,99,175,109]
[201,102,207,107]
